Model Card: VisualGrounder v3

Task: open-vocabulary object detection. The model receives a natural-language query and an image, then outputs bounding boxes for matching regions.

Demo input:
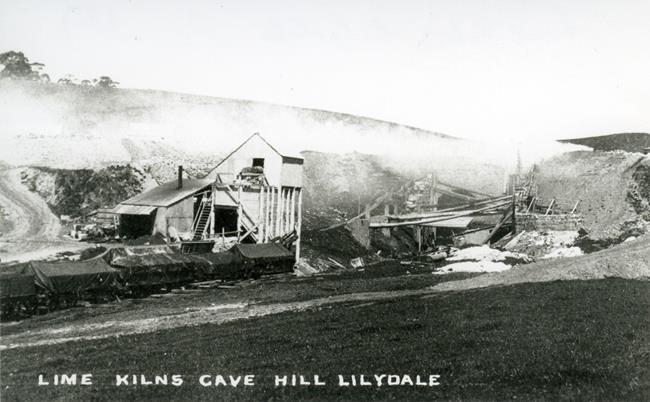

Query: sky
[1,0,649,141]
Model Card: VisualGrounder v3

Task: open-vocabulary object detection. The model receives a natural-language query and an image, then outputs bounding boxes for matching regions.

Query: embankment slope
[535,151,649,240]
[433,235,650,292]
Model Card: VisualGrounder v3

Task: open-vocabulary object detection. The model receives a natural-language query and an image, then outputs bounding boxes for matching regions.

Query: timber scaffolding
[509,165,583,232]
[189,174,303,258]
[328,167,585,252]
[322,173,517,250]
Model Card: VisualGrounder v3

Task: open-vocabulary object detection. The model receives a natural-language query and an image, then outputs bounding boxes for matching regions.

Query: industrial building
[114,133,304,257]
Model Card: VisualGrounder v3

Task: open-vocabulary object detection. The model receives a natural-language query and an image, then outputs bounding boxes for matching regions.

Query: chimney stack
[177,165,183,189]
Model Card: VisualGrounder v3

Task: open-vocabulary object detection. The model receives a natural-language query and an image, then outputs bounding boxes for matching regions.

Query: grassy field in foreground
[1,279,649,401]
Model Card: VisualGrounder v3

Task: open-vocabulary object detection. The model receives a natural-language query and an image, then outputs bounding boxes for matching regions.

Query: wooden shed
[114,176,212,239]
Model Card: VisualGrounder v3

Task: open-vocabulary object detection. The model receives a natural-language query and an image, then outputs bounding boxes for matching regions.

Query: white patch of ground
[434,260,511,274]
[447,245,530,262]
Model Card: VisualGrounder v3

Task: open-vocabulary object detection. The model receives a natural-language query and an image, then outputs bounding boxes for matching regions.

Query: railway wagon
[105,249,243,294]
[1,242,295,320]
[230,243,295,279]
[0,272,37,319]
[107,252,195,295]
[0,258,120,315]
[182,252,242,281]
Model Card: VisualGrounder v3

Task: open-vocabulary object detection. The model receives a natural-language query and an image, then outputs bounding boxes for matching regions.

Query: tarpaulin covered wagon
[1,258,120,312]
[107,252,194,291]
[105,246,243,292]
[229,243,295,278]
[0,272,37,319]
[2,259,119,296]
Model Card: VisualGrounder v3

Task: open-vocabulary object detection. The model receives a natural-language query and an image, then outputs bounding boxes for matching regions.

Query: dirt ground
[1,279,648,401]
[0,168,85,263]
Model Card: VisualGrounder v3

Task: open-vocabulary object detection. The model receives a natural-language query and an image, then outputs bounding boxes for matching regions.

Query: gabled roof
[120,179,212,208]
[206,133,303,177]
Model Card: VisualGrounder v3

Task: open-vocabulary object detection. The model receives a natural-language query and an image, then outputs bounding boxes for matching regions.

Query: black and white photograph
[0,1,649,400]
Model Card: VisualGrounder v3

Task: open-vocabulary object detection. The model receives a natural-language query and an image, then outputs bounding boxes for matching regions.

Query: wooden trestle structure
[191,180,303,259]
[321,172,517,250]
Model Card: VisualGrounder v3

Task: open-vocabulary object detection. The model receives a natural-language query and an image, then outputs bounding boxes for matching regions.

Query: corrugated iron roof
[121,179,212,207]
[112,204,157,215]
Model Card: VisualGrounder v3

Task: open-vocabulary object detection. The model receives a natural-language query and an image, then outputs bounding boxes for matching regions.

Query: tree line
[0,50,119,88]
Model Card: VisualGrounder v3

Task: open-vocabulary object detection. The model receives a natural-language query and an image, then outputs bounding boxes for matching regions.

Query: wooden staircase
[192,200,213,240]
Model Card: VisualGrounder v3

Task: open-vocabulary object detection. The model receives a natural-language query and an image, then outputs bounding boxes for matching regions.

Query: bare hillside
[0,80,454,167]
[0,80,583,194]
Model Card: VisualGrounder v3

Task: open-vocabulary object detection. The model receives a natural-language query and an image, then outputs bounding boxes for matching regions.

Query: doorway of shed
[119,213,155,238]
[213,207,238,234]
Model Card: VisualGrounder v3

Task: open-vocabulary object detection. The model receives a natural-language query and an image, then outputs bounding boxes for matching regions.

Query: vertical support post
[210,185,215,237]
[285,189,292,233]
[258,186,264,243]
[384,204,390,216]
[417,226,422,252]
[265,186,270,242]
[290,188,296,231]
[280,189,287,236]
[276,187,282,238]
[269,187,275,240]
[278,187,284,238]
[209,208,215,237]
[296,188,303,261]
[221,227,225,247]
[281,188,287,234]
[237,185,242,243]
[282,189,287,234]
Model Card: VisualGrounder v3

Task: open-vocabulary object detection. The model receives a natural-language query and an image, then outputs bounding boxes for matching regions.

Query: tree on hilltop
[0,51,44,80]
[95,76,119,88]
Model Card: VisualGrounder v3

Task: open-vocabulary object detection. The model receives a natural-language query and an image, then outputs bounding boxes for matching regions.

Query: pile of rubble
[428,229,589,274]
[432,245,530,274]
[502,230,582,259]
[432,234,650,291]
